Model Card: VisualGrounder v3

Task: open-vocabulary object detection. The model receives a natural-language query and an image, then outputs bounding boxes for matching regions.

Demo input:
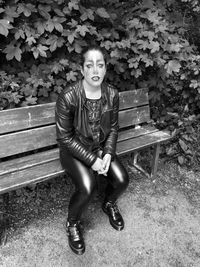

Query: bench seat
[0,125,170,194]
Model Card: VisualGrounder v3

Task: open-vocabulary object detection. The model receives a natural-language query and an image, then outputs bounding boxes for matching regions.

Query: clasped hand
[91,154,111,176]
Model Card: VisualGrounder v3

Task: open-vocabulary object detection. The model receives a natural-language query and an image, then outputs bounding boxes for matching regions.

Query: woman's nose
[93,66,98,74]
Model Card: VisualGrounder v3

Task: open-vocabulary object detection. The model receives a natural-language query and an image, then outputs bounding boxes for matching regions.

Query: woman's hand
[91,157,104,172]
[98,154,111,176]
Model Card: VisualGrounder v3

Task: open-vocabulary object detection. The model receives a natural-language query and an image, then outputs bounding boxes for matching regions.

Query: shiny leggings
[60,149,129,222]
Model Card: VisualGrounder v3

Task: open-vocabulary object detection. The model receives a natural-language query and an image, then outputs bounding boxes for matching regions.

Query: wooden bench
[0,88,171,242]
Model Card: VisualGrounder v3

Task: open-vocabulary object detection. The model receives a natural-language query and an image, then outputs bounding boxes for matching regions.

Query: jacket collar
[79,79,107,106]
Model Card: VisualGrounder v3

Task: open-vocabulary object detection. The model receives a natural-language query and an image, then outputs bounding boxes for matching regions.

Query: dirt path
[0,160,200,267]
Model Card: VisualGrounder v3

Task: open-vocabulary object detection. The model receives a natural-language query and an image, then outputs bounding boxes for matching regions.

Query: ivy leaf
[74,42,82,53]
[46,20,54,32]
[66,71,78,82]
[60,59,69,66]
[55,23,63,32]
[96,8,110,19]
[142,31,155,41]
[114,62,125,73]
[46,35,65,52]
[128,58,139,69]
[53,16,66,30]
[51,62,63,74]
[141,54,154,67]
[128,18,142,29]
[54,8,64,17]
[46,17,65,33]
[68,33,75,44]
[38,45,49,57]
[67,19,78,28]
[68,0,79,11]
[0,19,13,36]
[15,29,25,40]
[38,87,49,97]
[169,43,182,53]
[156,24,167,33]
[131,69,142,78]
[101,40,113,50]
[179,139,188,152]
[17,3,36,17]
[38,4,51,19]
[23,96,37,106]
[144,10,162,25]
[149,41,160,53]
[26,36,36,46]
[4,6,19,22]
[76,25,89,37]
[166,146,175,156]
[135,69,142,78]
[63,6,70,15]
[35,20,46,35]
[3,44,22,61]
[178,156,184,165]
[80,8,94,21]
[165,60,181,75]
[32,45,48,59]
[137,39,149,50]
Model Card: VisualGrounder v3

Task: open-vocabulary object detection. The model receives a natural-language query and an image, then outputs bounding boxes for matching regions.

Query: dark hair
[80,45,108,67]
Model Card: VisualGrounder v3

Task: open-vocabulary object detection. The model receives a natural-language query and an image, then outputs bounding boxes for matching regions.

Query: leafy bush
[0,0,200,166]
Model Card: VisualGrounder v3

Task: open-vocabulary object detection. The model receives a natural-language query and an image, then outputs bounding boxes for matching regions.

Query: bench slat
[0,103,55,134]
[118,125,158,142]
[119,106,150,128]
[0,125,57,158]
[117,130,171,155]
[0,159,64,194]
[119,88,148,110]
[0,149,59,176]
[0,88,148,134]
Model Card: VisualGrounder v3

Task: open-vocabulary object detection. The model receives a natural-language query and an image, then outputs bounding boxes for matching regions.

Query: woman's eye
[98,64,104,68]
[86,64,92,68]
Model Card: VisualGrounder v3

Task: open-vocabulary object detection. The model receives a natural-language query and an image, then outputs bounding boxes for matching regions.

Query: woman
[55,45,129,255]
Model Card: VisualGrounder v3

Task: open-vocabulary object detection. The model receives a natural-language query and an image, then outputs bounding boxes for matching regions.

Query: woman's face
[81,49,106,88]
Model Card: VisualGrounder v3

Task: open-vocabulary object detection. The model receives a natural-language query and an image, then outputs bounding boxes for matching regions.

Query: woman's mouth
[92,76,100,81]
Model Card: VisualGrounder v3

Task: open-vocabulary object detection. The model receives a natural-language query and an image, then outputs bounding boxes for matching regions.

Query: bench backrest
[0,88,150,158]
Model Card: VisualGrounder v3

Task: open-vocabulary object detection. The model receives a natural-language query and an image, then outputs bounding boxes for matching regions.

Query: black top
[86,97,101,146]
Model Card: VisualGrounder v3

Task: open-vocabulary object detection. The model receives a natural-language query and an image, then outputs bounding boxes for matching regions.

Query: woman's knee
[109,159,129,189]
[118,169,129,190]
[60,150,97,197]
[79,177,96,199]
[113,165,129,191]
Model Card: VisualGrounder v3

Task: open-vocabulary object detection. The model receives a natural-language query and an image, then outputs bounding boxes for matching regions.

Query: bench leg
[131,152,150,178]
[0,193,9,245]
[151,143,160,178]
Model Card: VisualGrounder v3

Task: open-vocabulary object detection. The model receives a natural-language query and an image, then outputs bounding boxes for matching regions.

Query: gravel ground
[0,158,200,267]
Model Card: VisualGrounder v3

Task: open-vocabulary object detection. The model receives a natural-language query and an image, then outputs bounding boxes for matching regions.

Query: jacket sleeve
[102,90,119,159]
[55,92,97,167]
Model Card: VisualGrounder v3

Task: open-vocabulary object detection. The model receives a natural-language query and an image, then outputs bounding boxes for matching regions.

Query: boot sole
[69,242,85,255]
[102,206,124,231]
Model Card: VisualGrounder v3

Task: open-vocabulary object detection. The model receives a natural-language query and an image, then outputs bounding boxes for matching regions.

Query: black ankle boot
[102,201,124,231]
[66,221,85,255]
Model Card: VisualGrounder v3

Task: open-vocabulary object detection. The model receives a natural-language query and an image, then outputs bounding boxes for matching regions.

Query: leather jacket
[55,80,119,167]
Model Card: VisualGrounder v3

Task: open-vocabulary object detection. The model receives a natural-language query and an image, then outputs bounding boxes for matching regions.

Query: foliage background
[0,0,200,166]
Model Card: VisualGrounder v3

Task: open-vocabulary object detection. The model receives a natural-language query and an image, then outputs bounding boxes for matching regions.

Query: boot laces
[67,221,81,241]
[107,202,119,214]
